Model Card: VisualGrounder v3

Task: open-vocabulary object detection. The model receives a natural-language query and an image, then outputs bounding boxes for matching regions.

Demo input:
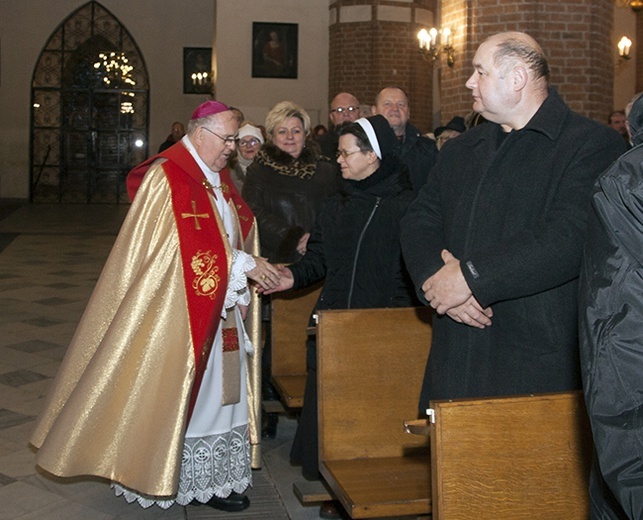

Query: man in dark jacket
[579,92,643,520]
[401,32,626,408]
[373,86,437,192]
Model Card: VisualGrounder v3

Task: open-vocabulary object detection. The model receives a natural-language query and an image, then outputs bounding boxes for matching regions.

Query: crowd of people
[30,30,642,520]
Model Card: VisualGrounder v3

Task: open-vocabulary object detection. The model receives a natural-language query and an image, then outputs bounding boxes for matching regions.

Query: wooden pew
[317,307,433,519]
[429,391,592,520]
[269,282,322,409]
[316,306,592,519]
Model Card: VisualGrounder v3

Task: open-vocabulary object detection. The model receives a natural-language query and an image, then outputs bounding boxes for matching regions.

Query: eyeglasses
[201,126,237,146]
[336,149,362,159]
[330,106,358,114]
[237,138,261,148]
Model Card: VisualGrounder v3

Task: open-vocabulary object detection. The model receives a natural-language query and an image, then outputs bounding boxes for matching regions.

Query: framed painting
[252,22,298,79]
[183,47,212,94]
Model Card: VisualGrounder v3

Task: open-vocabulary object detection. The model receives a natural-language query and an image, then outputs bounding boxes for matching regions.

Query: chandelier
[93,52,136,87]
[93,52,137,114]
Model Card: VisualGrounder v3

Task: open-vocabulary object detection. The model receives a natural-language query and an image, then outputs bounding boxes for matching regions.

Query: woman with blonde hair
[243,101,338,263]
[243,101,339,440]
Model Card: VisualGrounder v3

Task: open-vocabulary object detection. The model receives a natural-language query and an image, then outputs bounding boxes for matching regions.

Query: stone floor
[0,202,335,520]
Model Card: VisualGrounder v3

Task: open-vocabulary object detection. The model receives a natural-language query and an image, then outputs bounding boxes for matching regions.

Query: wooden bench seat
[269,282,322,409]
[317,307,433,518]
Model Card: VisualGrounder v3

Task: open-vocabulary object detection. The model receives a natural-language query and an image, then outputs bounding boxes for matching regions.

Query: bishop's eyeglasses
[201,126,237,146]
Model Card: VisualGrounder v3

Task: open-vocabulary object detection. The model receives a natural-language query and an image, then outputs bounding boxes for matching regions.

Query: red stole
[126,142,255,421]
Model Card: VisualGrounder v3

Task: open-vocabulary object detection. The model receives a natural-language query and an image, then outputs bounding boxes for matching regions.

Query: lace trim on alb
[113,424,251,509]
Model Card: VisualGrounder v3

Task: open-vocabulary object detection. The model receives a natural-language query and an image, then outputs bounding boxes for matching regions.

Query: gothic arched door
[30,1,149,203]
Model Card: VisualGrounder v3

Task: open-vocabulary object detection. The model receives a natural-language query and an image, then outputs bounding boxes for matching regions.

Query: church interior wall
[0,0,637,200]
[0,0,329,200]
[215,0,330,131]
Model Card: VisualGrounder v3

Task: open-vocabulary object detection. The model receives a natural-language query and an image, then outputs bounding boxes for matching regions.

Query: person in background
[372,86,438,192]
[316,92,361,160]
[229,106,245,125]
[31,101,281,512]
[242,100,339,440]
[607,109,629,146]
[313,124,328,137]
[433,116,467,151]
[158,121,185,152]
[580,92,643,520]
[229,122,264,193]
[263,115,416,520]
[401,32,626,413]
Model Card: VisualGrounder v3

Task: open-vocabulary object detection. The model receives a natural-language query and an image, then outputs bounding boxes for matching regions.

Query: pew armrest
[404,419,430,436]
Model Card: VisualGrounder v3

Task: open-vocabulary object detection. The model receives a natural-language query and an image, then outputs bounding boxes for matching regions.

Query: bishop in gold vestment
[30,101,280,510]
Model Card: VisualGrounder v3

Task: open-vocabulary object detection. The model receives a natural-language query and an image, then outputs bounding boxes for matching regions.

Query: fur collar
[256,141,323,179]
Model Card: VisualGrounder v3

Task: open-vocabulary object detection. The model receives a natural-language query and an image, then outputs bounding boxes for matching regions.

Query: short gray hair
[493,35,550,85]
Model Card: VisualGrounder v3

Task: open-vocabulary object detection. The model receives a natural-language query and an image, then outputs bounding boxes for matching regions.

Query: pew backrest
[317,306,433,518]
[270,282,322,408]
[429,391,592,520]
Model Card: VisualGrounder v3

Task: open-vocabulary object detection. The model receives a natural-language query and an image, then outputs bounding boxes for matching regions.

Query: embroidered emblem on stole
[190,250,220,298]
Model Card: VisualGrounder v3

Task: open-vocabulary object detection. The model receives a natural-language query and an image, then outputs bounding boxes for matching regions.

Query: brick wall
[328,0,616,131]
[329,0,435,132]
[439,0,614,124]
[637,10,643,92]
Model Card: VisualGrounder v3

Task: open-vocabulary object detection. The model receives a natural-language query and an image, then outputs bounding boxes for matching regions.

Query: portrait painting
[252,22,298,79]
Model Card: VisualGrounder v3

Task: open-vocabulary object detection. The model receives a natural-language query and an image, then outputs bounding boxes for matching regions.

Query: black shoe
[262,412,279,439]
[192,492,250,512]
[262,384,280,401]
[319,500,341,519]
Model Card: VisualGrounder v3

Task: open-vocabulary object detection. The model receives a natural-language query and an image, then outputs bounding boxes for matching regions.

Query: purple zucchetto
[190,100,230,121]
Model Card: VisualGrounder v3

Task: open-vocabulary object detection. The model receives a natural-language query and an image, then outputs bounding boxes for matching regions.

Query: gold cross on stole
[181,200,209,230]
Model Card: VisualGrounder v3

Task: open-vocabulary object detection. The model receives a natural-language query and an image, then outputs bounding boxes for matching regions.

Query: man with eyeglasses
[373,86,438,192]
[32,100,281,513]
[316,92,361,160]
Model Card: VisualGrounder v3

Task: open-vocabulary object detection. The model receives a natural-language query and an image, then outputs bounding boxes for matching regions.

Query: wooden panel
[321,456,431,519]
[430,391,592,520]
[293,480,333,504]
[272,375,306,408]
[270,282,322,377]
[317,307,432,461]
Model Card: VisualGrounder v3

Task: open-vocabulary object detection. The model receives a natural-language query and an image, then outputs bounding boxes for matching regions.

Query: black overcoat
[290,158,416,363]
[580,106,643,519]
[401,89,627,405]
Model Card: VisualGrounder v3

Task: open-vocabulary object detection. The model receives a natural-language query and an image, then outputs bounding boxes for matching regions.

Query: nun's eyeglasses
[336,149,362,159]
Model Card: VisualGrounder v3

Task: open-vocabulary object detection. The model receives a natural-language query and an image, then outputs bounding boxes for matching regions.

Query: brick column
[636,8,643,92]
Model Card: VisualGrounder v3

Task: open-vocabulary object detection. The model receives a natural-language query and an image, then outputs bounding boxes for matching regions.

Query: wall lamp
[616,0,643,12]
[417,27,455,68]
[618,36,632,63]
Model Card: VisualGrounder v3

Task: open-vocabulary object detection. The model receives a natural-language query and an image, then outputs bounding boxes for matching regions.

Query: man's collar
[520,87,566,141]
